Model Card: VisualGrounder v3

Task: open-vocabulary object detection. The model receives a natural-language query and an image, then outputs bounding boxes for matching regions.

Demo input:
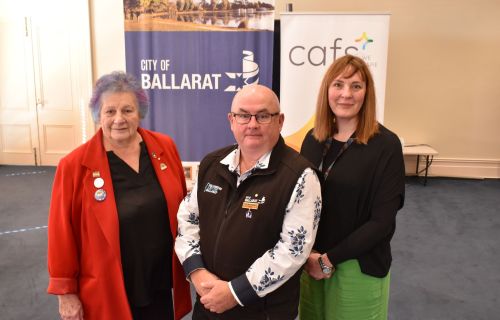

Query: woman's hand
[58,294,84,320]
[304,252,332,280]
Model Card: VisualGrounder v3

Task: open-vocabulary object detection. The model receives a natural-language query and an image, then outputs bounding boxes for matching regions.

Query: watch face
[322,266,332,274]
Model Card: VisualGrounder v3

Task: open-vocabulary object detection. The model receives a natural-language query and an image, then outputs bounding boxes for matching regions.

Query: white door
[0,15,39,164]
[0,0,93,165]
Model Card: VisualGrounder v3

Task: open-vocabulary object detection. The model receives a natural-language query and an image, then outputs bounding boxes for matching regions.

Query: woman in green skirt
[299,55,405,319]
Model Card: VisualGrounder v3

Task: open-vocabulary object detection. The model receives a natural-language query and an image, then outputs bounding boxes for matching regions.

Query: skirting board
[404,156,500,179]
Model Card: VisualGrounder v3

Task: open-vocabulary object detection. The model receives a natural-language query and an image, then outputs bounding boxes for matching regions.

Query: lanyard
[318,135,355,180]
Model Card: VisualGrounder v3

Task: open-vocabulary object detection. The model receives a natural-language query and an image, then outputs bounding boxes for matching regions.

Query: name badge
[242,202,259,210]
[242,194,266,219]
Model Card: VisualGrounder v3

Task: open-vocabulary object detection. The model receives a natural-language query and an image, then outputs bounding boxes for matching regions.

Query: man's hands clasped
[190,269,238,313]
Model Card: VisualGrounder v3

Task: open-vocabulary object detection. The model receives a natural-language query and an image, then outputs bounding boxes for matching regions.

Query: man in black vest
[175,84,322,319]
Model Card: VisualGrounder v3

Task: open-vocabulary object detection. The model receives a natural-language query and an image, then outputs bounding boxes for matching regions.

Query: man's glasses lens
[232,113,278,124]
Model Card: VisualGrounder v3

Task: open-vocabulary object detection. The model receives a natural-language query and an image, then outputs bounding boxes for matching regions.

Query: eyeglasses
[230,112,280,124]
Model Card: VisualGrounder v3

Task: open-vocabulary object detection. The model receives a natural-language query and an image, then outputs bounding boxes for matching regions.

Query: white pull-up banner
[280,12,390,150]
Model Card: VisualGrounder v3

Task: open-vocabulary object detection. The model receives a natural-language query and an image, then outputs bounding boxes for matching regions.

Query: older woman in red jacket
[47,71,191,320]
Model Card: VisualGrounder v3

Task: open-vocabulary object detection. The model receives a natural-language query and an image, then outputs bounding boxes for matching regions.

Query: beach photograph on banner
[124,0,275,31]
[123,0,276,161]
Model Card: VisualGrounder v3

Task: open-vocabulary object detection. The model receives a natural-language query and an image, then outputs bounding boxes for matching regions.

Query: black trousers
[130,289,174,320]
[192,279,300,320]
[193,300,280,320]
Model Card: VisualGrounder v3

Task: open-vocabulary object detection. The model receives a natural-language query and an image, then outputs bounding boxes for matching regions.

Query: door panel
[31,10,80,165]
[0,16,38,164]
[1,125,34,153]
[33,17,74,111]
[41,124,76,164]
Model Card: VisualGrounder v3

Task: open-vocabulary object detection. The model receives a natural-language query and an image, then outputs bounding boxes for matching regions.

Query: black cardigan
[300,125,405,277]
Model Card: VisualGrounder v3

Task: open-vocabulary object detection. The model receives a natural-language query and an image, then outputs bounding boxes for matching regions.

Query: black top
[320,139,344,176]
[107,142,172,307]
[301,125,405,277]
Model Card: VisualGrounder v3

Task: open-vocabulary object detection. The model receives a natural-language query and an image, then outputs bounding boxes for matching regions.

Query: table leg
[423,155,434,186]
[416,155,420,175]
[424,155,429,186]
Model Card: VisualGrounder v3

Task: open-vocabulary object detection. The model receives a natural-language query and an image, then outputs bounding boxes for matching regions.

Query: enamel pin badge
[242,194,266,219]
[151,151,166,170]
[94,189,106,202]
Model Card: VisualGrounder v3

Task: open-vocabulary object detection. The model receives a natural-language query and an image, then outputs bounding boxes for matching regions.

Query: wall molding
[404,156,500,179]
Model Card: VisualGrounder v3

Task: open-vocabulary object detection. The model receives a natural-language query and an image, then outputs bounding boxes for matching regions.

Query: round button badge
[94,189,106,202]
[94,177,104,188]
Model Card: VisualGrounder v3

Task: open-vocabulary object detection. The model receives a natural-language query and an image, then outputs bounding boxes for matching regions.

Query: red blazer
[47,128,191,320]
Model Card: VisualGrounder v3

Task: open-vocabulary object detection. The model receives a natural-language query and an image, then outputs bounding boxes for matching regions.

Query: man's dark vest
[196,137,311,319]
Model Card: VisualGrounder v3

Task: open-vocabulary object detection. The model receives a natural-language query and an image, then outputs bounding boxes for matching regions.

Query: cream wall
[89,0,126,76]
[90,0,500,178]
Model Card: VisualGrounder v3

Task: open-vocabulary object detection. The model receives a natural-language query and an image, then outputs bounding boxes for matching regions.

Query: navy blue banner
[125,31,274,161]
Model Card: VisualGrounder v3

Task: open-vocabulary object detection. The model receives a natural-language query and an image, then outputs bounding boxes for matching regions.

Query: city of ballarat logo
[224,50,259,92]
[140,50,260,92]
[204,182,222,194]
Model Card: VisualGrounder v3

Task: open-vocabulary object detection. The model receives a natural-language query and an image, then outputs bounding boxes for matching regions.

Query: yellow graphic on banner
[284,115,315,152]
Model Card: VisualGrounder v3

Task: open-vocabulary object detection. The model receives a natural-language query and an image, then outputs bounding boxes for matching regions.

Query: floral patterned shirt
[175,148,322,305]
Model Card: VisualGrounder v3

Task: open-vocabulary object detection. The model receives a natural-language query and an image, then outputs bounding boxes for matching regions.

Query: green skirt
[299,259,390,320]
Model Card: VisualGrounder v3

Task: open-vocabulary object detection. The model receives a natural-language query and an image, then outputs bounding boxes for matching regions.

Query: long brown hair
[313,55,379,144]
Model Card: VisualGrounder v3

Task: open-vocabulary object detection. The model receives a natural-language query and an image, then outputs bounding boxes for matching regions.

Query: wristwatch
[318,256,333,275]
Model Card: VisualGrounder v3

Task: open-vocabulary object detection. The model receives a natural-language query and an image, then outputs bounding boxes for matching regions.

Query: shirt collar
[220,147,271,174]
